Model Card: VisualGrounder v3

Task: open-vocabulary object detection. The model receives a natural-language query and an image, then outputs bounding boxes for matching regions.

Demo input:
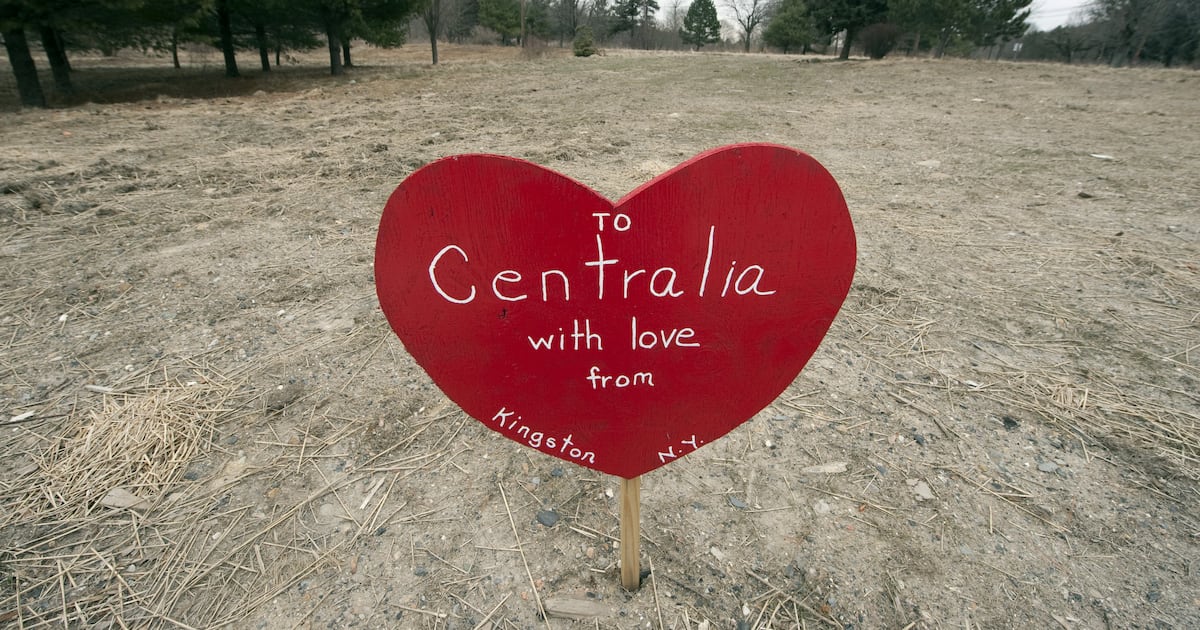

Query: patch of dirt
[1,46,1197,629]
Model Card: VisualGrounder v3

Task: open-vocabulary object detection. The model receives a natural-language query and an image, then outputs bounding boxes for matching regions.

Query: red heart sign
[375,144,855,479]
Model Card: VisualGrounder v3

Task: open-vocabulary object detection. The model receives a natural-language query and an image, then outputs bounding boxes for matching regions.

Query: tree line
[2,0,421,107]
[430,0,1193,65]
[1019,0,1197,66]
[425,0,1033,59]
[3,0,1196,108]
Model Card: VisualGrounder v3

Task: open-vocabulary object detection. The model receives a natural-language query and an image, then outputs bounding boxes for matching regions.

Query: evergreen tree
[301,0,420,74]
[479,0,520,43]
[610,0,657,48]
[355,0,419,48]
[232,0,320,71]
[4,0,177,102]
[762,0,813,52]
[232,0,279,72]
[573,23,597,53]
[888,0,969,56]
[810,0,888,58]
[525,0,554,40]
[446,0,480,42]
[858,21,900,56]
[1087,0,1167,65]
[680,0,720,49]
[967,0,1030,55]
[1150,0,1199,66]
[585,0,613,41]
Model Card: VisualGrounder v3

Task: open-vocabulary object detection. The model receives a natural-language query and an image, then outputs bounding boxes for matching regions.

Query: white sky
[1027,0,1097,31]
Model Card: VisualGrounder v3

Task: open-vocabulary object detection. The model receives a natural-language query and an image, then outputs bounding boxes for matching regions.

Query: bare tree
[725,0,770,51]
[557,0,581,46]
[1046,24,1089,63]
[664,0,687,32]
[423,0,443,63]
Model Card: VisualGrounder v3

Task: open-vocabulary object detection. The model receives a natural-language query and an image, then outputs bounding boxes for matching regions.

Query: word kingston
[491,407,596,465]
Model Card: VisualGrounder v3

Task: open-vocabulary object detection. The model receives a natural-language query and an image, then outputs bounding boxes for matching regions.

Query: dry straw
[0,372,250,628]
[18,385,224,524]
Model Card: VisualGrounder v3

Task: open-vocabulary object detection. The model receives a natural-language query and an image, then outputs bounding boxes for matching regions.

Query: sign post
[620,476,641,590]
[375,143,856,591]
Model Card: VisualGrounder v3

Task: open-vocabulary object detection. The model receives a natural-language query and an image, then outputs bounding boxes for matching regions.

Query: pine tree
[763,0,813,52]
[810,0,889,58]
[480,0,521,43]
[680,0,721,49]
[573,24,597,54]
[610,0,658,48]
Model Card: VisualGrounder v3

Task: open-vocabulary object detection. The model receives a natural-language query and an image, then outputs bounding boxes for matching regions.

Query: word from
[657,434,705,464]
[492,407,596,464]
[427,227,776,305]
[586,366,654,390]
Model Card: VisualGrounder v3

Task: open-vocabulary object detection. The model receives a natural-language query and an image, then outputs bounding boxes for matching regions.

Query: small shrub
[860,23,901,59]
[573,26,597,57]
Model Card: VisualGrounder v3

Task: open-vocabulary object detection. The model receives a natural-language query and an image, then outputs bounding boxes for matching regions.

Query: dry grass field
[1,44,1198,628]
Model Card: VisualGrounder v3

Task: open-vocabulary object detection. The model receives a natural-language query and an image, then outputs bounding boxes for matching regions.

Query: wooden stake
[619,476,641,591]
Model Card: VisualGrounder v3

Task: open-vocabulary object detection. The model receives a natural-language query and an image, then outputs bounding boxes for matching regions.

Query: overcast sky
[1027,0,1097,31]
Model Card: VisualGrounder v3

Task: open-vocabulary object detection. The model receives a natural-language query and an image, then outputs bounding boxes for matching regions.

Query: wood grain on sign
[375,143,856,479]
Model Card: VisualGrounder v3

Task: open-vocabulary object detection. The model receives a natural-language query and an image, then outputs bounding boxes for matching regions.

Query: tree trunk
[39,26,72,95]
[3,28,46,108]
[326,24,343,75]
[424,0,441,64]
[54,31,71,70]
[255,23,270,72]
[1111,46,1128,67]
[839,27,855,60]
[216,0,239,77]
[171,30,181,68]
[275,46,281,67]
[1131,34,1146,65]
[911,31,921,56]
[642,3,650,50]
[342,41,353,67]
[62,35,71,70]
[935,30,951,58]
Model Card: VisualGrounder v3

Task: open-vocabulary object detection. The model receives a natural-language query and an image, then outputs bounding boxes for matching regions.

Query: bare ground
[1,44,1198,629]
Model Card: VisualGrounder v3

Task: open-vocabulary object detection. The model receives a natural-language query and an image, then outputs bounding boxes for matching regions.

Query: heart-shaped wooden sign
[375,144,855,479]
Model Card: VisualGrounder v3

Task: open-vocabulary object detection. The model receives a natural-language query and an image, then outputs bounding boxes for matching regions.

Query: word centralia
[428,221,777,305]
